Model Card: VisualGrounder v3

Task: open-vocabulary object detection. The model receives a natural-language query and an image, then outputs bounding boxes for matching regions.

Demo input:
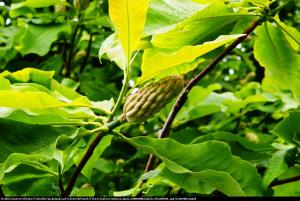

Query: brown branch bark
[269,175,300,188]
[62,118,123,197]
[62,133,104,197]
[142,19,262,184]
[80,33,93,73]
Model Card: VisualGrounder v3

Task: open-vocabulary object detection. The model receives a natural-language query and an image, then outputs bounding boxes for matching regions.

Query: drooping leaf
[17,23,71,56]
[254,22,300,103]
[99,33,127,69]
[0,119,78,164]
[0,155,56,183]
[138,34,244,83]
[108,0,149,64]
[1,68,54,88]
[0,110,83,125]
[122,136,262,196]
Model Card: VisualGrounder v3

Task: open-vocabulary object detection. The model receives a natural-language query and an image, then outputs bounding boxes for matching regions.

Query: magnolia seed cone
[122,75,184,123]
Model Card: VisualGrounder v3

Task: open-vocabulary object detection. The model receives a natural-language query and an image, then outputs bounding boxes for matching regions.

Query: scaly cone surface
[122,75,184,123]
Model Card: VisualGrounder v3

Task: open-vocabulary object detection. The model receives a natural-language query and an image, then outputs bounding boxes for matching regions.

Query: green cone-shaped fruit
[122,75,184,123]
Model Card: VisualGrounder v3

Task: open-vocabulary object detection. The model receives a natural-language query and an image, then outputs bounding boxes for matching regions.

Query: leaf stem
[62,117,124,197]
[109,73,130,121]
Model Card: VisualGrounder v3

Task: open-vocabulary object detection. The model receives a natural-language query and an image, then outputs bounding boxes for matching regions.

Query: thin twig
[141,19,262,186]
[58,165,64,195]
[269,175,300,187]
[80,33,93,73]
[62,133,103,197]
[65,22,81,77]
[62,118,124,197]
[65,9,84,77]
[61,38,68,76]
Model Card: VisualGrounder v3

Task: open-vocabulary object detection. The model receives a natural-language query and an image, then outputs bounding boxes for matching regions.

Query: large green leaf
[0,68,112,119]
[272,111,300,146]
[138,34,244,83]
[108,0,149,64]
[0,119,78,184]
[0,90,93,109]
[0,119,78,164]
[0,155,56,184]
[274,15,300,51]
[254,22,300,103]
[123,136,262,196]
[17,23,71,56]
[151,1,246,49]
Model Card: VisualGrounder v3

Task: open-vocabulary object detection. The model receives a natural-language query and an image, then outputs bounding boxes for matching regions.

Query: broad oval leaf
[254,22,300,103]
[17,23,71,56]
[122,136,262,196]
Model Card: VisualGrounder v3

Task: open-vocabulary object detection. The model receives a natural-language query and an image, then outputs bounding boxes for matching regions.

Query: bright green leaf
[152,2,246,49]
[254,22,300,103]
[18,23,71,56]
[122,136,262,196]
[138,34,244,83]
[108,0,149,64]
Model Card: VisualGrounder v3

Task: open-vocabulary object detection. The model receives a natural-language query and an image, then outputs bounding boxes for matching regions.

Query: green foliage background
[0,0,300,197]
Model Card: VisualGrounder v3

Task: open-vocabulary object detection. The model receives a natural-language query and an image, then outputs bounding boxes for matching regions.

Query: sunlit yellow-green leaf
[108,0,149,65]
[0,91,92,109]
[138,34,244,84]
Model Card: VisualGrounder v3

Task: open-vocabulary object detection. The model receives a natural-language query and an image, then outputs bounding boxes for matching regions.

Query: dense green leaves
[1,0,300,198]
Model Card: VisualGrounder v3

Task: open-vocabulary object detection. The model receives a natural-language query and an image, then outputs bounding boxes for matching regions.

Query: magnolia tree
[0,0,300,197]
